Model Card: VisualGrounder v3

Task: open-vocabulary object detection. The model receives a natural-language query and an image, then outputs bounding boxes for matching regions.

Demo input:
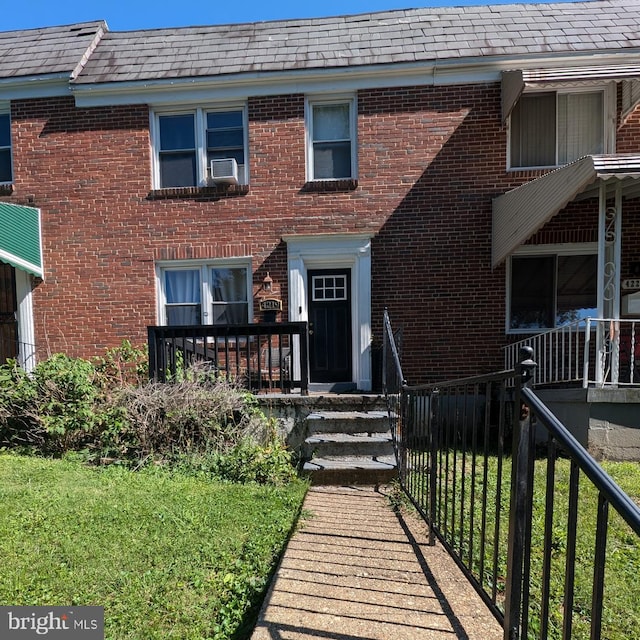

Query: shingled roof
[0,1,639,87]
[73,0,640,85]
[0,21,106,80]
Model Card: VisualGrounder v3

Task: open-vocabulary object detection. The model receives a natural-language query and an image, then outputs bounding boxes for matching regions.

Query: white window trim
[305,94,357,182]
[507,82,616,171]
[506,242,597,334]
[150,104,248,189]
[156,257,253,325]
[0,105,13,185]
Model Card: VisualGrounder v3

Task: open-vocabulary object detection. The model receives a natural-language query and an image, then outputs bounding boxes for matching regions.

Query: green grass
[406,452,640,640]
[0,453,308,640]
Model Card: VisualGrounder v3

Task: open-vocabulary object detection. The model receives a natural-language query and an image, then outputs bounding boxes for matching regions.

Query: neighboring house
[1,0,640,401]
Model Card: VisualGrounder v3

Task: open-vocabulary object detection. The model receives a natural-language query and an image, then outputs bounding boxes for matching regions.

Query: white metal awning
[492,154,640,267]
[501,66,640,123]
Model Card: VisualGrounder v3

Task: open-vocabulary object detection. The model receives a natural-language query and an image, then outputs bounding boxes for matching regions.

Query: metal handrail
[522,385,640,536]
[504,317,640,387]
[383,310,640,640]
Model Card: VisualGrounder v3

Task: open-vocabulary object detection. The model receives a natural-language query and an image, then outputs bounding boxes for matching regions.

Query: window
[508,250,597,331]
[0,111,12,183]
[312,274,347,301]
[159,261,251,325]
[153,106,247,188]
[509,88,609,169]
[207,111,245,182]
[307,97,356,181]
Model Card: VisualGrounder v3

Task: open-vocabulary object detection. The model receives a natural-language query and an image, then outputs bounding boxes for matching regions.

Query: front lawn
[0,453,308,640]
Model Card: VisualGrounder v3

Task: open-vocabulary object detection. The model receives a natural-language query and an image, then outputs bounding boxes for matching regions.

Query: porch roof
[0,202,43,278]
[492,154,640,268]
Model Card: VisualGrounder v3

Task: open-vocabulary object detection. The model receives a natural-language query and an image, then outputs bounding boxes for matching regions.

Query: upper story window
[158,260,251,326]
[509,87,612,170]
[508,246,597,332]
[306,96,356,181]
[0,111,13,184]
[153,106,247,189]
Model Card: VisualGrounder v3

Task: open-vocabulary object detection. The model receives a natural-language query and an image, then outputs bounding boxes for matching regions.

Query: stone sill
[147,184,250,200]
[301,179,358,193]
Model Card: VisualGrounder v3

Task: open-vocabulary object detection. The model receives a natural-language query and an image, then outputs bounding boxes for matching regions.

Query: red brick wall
[4,86,640,384]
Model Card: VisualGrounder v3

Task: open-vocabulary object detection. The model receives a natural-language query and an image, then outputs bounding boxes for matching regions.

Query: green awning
[0,202,43,278]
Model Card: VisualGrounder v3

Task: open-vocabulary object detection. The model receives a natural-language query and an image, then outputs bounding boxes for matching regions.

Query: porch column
[596,181,622,385]
[287,251,306,384]
[14,269,36,372]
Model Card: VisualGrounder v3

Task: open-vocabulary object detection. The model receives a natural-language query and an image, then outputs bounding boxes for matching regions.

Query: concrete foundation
[534,388,640,461]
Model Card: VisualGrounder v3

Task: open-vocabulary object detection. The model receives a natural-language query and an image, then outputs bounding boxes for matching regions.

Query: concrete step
[302,455,397,486]
[306,410,390,435]
[301,408,397,485]
[303,432,394,458]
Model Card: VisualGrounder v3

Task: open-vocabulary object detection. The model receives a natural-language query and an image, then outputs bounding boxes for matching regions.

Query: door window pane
[312,275,347,301]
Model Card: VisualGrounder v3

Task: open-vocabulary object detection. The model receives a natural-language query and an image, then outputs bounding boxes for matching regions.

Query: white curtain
[165,269,201,325]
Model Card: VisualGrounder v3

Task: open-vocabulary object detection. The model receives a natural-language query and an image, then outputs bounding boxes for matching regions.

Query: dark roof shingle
[1,1,639,86]
[0,21,106,80]
[73,1,640,84]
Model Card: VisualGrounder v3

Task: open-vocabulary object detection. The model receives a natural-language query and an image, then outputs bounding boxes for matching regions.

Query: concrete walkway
[251,485,502,640]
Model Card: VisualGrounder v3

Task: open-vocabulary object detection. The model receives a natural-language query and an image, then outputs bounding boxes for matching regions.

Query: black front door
[0,263,18,365]
[307,269,352,383]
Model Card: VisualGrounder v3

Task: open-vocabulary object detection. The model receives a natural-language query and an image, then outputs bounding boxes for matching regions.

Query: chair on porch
[252,345,291,392]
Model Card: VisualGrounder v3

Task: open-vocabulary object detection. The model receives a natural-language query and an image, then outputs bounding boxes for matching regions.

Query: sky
[1,0,576,32]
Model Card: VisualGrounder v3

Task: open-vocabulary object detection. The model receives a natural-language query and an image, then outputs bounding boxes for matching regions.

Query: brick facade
[3,79,640,385]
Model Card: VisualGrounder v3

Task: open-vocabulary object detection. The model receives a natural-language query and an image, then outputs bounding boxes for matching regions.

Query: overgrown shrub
[0,350,298,485]
[100,374,266,461]
[0,354,99,453]
[93,340,148,389]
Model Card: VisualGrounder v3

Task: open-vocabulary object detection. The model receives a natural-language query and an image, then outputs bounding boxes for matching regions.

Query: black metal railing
[148,322,309,395]
[382,309,640,640]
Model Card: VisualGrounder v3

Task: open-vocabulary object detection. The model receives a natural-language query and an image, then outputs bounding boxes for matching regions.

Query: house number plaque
[622,279,640,290]
[259,298,282,311]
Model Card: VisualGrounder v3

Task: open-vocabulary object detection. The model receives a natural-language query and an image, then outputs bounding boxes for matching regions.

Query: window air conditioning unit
[210,158,239,184]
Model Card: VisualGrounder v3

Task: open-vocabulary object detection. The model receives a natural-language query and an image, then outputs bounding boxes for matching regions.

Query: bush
[99,375,266,462]
[175,424,298,485]
[0,354,98,453]
[0,351,298,485]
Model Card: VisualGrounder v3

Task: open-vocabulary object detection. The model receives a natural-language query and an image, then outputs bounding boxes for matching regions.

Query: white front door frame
[284,233,372,391]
